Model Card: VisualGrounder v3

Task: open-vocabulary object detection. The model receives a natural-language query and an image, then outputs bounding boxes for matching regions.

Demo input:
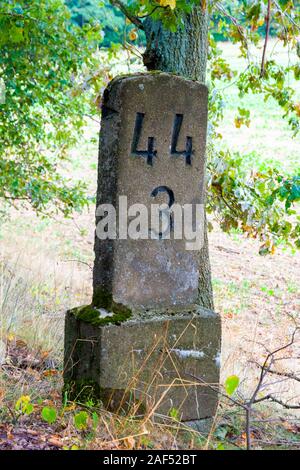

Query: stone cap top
[104,71,208,100]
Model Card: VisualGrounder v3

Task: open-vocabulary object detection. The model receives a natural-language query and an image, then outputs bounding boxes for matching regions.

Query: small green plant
[41,406,57,425]
[92,412,99,429]
[63,445,79,450]
[15,395,34,416]
[287,282,298,294]
[260,286,275,296]
[74,411,89,430]
[169,407,180,421]
[216,442,225,450]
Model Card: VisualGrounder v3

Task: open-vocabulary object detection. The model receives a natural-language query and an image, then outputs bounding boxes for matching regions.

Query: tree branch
[185,372,248,410]
[260,0,272,77]
[139,6,161,19]
[110,0,144,31]
[254,394,300,409]
[250,328,300,407]
[254,366,300,383]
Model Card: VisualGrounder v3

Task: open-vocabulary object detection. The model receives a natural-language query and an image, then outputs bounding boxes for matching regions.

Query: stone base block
[64,308,221,423]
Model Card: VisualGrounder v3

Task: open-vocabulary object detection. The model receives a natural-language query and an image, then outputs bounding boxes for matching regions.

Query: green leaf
[41,406,57,424]
[224,375,240,396]
[74,411,89,430]
[169,407,180,421]
[25,403,34,415]
[92,412,99,429]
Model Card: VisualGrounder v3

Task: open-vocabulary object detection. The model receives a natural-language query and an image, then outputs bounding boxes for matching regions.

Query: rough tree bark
[143,6,208,83]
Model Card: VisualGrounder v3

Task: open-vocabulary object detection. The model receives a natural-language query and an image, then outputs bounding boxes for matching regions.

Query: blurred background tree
[66,0,125,46]
[65,0,282,45]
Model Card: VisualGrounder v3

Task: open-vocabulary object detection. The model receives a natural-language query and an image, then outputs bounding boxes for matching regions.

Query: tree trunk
[143,5,214,310]
[143,6,208,83]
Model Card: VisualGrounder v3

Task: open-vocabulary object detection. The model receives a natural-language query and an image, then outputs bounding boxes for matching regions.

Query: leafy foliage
[0,0,102,215]
[207,149,300,253]
[65,1,284,45]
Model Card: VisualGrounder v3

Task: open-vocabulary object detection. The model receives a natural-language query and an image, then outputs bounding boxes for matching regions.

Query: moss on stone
[92,287,112,310]
[70,288,132,326]
[70,304,131,326]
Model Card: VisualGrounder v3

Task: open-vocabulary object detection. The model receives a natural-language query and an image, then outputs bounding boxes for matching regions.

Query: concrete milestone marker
[64,73,221,428]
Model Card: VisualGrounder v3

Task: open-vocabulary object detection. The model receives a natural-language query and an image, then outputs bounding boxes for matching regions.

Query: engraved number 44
[131,112,193,166]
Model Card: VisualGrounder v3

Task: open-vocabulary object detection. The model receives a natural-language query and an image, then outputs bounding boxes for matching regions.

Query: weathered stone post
[64,73,221,429]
